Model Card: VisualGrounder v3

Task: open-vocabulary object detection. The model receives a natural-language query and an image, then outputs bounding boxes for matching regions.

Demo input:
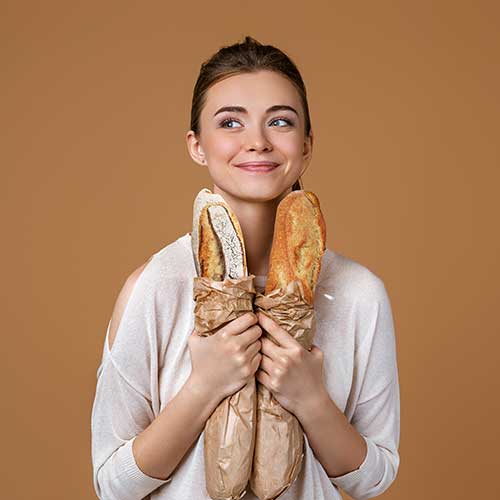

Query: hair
[189,36,312,191]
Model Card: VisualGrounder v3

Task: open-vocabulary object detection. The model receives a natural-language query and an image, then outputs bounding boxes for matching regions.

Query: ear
[303,131,313,162]
[299,131,313,177]
[186,130,207,166]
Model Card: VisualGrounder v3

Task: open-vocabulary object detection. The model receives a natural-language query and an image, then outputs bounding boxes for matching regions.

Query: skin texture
[109,70,366,481]
[107,257,152,352]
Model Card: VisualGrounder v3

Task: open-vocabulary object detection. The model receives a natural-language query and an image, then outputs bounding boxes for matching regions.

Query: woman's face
[186,70,313,203]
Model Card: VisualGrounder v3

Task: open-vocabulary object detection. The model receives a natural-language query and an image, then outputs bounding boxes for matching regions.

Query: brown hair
[190,36,312,191]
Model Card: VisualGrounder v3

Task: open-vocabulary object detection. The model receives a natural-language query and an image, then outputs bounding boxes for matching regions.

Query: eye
[270,117,294,127]
[219,116,294,129]
[219,117,242,129]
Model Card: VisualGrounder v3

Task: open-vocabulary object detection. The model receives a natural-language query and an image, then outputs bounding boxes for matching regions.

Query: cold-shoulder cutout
[107,256,153,352]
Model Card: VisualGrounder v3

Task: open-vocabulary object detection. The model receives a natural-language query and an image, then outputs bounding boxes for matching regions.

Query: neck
[213,185,292,276]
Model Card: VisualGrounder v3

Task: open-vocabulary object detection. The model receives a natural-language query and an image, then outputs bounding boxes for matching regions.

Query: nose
[244,127,273,152]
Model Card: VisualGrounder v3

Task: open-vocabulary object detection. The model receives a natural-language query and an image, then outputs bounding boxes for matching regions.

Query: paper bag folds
[249,279,316,500]
[193,275,257,500]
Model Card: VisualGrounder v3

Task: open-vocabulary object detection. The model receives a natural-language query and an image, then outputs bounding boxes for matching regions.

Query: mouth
[234,161,280,173]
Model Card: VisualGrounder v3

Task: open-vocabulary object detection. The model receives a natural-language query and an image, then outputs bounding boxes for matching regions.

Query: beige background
[2,1,499,499]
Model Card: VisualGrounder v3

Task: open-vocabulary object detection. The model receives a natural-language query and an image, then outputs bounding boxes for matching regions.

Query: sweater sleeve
[91,260,173,500]
[328,279,401,500]
[91,350,172,500]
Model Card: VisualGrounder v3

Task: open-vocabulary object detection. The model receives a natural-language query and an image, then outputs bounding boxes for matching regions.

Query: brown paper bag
[249,279,316,500]
[193,275,257,500]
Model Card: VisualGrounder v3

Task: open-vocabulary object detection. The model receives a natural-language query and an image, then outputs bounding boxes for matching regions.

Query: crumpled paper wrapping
[249,279,316,500]
[193,275,257,500]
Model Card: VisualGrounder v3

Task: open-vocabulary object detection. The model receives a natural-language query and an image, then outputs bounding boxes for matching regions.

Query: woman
[91,36,400,500]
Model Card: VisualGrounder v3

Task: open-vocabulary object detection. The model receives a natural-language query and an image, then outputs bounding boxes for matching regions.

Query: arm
[294,389,368,478]
[132,374,220,480]
[296,279,400,500]
[91,261,221,500]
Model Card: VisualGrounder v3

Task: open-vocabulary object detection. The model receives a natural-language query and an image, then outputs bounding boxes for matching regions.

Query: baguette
[191,188,257,500]
[265,190,326,305]
[250,190,326,500]
[192,188,247,280]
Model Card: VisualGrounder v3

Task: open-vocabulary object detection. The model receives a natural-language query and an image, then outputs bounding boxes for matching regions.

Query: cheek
[280,136,304,159]
[204,132,240,160]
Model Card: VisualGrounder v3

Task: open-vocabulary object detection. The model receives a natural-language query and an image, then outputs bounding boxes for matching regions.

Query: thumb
[309,344,323,358]
[190,327,201,339]
[191,327,210,338]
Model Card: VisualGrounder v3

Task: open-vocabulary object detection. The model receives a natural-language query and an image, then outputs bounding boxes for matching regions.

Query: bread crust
[265,191,326,304]
[194,194,247,279]
[198,205,225,280]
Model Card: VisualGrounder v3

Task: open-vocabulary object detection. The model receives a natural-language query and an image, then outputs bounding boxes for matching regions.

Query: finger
[260,335,281,359]
[256,367,272,390]
[218,311,257,337]
[240,324,262,346]
[243,332,262,355]
[310,344,324,359]
[251,351,262,373]
[258,353,272,374]
[191,327,203,338]
[257,311,297,349]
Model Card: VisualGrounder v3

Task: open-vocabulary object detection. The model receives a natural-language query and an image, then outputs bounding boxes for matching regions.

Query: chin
[213,180,291,202]
[241,186,290,202]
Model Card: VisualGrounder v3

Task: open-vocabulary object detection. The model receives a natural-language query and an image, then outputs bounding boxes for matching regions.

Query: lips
[234,161,280,172]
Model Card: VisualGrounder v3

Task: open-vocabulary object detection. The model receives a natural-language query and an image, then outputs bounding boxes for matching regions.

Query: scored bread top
[191,188,247,280]
[198,205,225,280]
[265,190,326,305]
[207,204,246,279]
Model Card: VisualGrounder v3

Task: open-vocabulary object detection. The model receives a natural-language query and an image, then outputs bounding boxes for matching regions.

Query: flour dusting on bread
[207,205,245,279]
[191,188,247,279]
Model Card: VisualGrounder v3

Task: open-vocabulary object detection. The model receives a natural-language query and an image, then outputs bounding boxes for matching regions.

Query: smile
[234,162,280,173]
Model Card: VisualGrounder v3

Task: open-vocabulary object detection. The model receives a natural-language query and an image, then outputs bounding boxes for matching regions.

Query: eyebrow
[213,105,299,117]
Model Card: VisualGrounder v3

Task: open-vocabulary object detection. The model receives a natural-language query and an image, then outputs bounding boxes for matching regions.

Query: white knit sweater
[91,232,400,500]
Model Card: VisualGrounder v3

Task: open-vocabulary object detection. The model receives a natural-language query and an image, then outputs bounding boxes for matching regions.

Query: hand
[255,311,327,415]
[188,312,263,402]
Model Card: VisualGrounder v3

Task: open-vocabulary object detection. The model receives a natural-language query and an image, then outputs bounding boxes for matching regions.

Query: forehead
[203,70,302,113]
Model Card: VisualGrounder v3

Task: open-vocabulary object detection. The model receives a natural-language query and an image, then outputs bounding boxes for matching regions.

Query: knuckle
[233,343,244,355]
[234,353,245,366]
[280,356,290,368]
[222,339,234,353]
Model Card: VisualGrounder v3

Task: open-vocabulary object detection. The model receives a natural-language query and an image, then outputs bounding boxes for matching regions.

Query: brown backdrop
[2,1,499,499]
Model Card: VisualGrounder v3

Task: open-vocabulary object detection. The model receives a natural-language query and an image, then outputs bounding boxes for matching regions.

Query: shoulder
[107,257,153,351]
[317,248,395,350]
[317,247,387,304]
[106,233,195,351]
